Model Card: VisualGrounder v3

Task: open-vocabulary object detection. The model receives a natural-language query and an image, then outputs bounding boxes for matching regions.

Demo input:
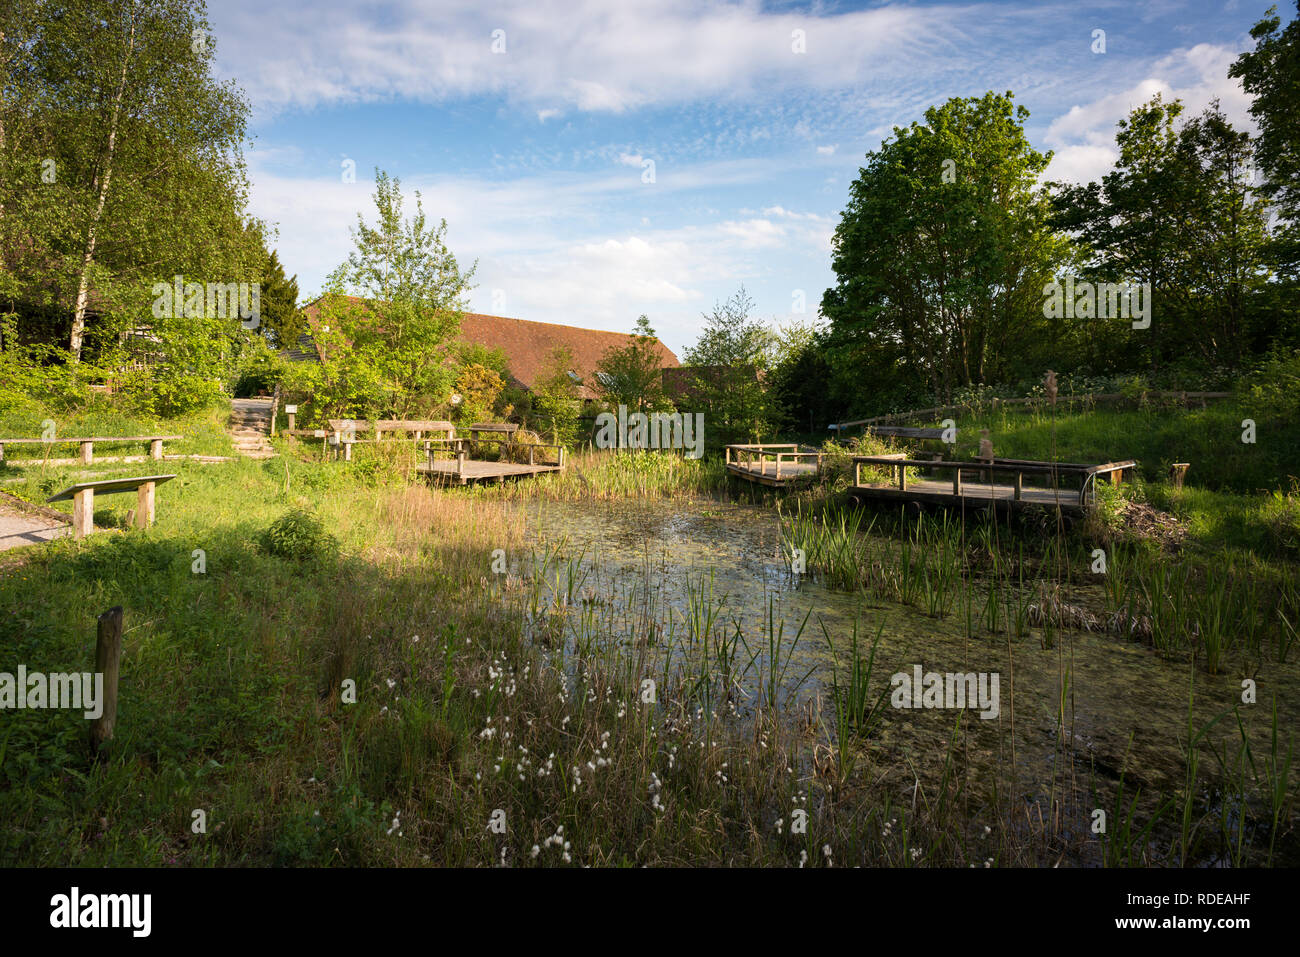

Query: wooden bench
[47,474,177,539]
[0,435,180,465]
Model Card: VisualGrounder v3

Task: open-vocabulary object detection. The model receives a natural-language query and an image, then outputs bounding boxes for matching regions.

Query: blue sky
[206,0,1274,357]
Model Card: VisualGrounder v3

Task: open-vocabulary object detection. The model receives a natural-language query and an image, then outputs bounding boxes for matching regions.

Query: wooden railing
[725,443,823,480]
[425,435,566,471]
[851,455,1136,506]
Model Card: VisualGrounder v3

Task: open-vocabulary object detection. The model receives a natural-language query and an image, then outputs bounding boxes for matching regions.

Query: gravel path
[0,500,69,550]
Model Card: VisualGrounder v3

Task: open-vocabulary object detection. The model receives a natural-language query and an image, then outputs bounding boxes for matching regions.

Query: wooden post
[775,454,782,480]
[135,481,155,528]
[1014,471,1023,501]
[457,446,467,477]
[528,445,536,465]
[80,441,93,464]
[72,487,94,539]
[149,439,163,460]
[898,463,907,492]
[89,606,123,758]
[343,441,353,462]
[1111,469,1123,486]
[287,411,296,432]
[953,468,962,496]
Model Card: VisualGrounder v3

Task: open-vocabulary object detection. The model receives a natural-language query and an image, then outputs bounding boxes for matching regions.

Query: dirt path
[0,496,69,551]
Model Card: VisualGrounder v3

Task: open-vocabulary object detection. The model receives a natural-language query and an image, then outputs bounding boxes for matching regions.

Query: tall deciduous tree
[821,92,1065,401]
[315,169,476,417]
[594,315,669,412]
[1230,2,1300,276]
[682,286,778,443]
[1051,97,1270,367]
[31,0,261,360]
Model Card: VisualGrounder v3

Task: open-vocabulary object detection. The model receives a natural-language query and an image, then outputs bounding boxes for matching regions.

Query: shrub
[1262,479,1300,555]
[258,508,339,562]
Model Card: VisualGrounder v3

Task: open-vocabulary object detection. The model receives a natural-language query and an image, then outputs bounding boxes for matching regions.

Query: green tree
[315,169,476,417]
[530,345,582,447]
[26,0,264,361]
[821,92,1066,404]
[258,248,304,350]
[1051,97,1271,367]
[768,319,835,435]
[1230,2,1300,276]
[682,287,778,443]
[594,315,669,412]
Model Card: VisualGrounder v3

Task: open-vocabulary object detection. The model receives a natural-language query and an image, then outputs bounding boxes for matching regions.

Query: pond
[510,496,1299,863]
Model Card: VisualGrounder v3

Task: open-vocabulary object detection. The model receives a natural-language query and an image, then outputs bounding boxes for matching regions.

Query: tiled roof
[298,296,679,399]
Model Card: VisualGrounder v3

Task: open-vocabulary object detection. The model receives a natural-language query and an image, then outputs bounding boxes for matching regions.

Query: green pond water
[511,496,1299,862]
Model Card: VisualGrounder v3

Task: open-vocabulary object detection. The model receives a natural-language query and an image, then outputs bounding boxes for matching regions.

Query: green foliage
[681,287,779,444]
[529,346,583,446]
[594,315,671,413]
[821,92,1066,402]
[312,169,476,419]
[258,508,339,563]
[1051,97,1271,368]
[1261,481,1300,555]
[452,362,505,425]
[257,249,306,350]
[228,335,289,398]
[1,0,266,361]
[1230,1,1300,276]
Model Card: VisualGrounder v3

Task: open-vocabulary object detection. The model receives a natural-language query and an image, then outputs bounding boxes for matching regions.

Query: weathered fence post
[89,606,124,758]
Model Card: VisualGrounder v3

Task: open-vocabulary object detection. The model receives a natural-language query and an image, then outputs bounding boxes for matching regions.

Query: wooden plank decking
[849,455,1136,513]
[725,444,823,488]
[417,434,566,485]
[416,459,563,485]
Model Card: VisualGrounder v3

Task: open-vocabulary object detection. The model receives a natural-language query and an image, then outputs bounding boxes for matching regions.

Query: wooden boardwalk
[417,433,565,486]
[416,459,563,485]
[725,444,823,488]
[849,455,1136,513]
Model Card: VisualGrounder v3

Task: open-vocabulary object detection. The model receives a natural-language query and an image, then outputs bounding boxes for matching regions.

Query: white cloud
[537,108,561,122]
[210,0,959,115]
[1043,43,1256,184]
[816,144,837,155]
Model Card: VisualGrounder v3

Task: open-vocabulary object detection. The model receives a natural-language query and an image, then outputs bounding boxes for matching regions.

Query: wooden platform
[849,456,1136,513]
[418,434,566,486]
[726,459,820,487]
[725,444,823,488]
[416,459,562,485]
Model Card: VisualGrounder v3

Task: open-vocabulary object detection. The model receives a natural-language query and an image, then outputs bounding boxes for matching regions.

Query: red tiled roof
[301,296,679,400]
[459,312,678,399]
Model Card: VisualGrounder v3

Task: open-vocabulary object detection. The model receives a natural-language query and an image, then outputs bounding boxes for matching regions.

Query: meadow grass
[0,399,1295,866]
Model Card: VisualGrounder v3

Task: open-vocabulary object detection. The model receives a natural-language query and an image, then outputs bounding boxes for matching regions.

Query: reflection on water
[513,496,1299,859]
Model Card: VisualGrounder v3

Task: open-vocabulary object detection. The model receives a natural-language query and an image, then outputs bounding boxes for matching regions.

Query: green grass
[0,399,1296,867]
[947,399,1299,494]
